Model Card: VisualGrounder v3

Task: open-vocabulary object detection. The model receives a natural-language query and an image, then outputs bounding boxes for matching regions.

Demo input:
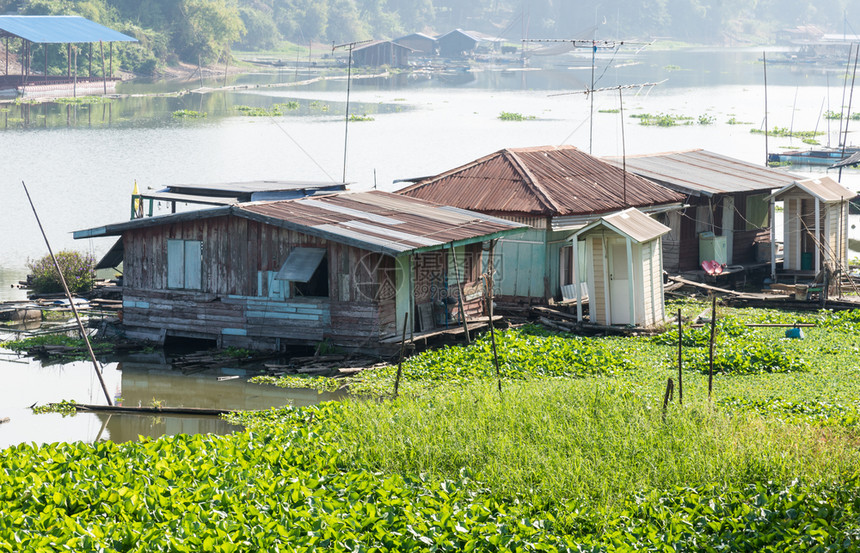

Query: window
[745,194,770,230]
[275,247,329,298]
[167,239,202,290]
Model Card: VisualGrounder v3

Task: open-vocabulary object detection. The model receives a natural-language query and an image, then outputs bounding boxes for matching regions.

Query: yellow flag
[132,180,140,214]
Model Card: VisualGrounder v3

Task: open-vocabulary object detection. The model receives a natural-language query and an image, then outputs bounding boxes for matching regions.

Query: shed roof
[603,149,801,197]
[74,190,527,256]
[573,207,670,243]
[769,176,857,203]
[0,15,137,44]
[394,32,437,43]
[353,40,412,54]
[141,180,347,205]
[397,145,685,217]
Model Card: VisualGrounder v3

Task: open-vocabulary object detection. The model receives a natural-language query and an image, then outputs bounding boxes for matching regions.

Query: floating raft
[49,403,237,416]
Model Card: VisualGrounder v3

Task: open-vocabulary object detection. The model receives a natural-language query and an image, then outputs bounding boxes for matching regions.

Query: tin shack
[75,191,527,351]
[397,145,685,306]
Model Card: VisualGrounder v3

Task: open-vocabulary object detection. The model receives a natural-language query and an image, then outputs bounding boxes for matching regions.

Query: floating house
[768,176,854,278]
[0,15,137,97]
[397,145,685,305]
[572,208,670,327]
[132,180,347,218]
[436,29,480,58]
[603,150,800,273]
[394,33,437,55]
[351,40,411,68]
[75,191,527,351]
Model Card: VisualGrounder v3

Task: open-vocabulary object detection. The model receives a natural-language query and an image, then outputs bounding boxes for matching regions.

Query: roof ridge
[505,149,563,213]
[397,148,508,193]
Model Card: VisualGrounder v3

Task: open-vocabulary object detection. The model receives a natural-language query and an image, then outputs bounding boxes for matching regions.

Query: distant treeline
[4,0,860,75]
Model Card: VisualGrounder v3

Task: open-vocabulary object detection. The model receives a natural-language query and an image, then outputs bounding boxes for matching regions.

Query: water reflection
[0,350,343,449]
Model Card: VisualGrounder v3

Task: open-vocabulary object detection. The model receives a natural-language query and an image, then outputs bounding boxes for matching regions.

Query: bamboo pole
[21,181,112,406]
[486,240,501,396]
[393,313,408,398]
[662,377,674,421]
[708,294,716,402]
[451,244,470,344]
[677,307,683,405]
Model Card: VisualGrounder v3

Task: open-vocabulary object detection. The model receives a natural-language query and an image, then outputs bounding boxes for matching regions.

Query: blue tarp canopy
[0,16,137,44]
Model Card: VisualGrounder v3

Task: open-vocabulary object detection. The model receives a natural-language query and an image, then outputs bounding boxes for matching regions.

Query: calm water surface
[2,47,859,446]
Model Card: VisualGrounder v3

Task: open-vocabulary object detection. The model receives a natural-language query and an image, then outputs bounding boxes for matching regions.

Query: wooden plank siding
[121,216,399,350]
[120,215,487,350]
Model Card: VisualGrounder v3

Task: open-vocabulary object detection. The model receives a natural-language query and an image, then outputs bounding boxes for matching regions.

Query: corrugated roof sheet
[574,207,670,243]
[0,16,137,44]
[603,149,801,197]
[770,176,857,203]
[397,145,685,216]
[74,191,528,256]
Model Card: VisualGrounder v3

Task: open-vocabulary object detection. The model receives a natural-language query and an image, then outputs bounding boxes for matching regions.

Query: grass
[329,380,860,510]
[8,298,860,549]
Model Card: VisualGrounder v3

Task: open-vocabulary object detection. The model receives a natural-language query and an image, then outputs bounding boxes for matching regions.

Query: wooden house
[603,150,800,273]
[768,176,854,278]
[394,33,437,55]
[397,145,685,306]
[436,29,479,57]
[74,191,527,351]
[352,41,412,68]
[572,208,670,327]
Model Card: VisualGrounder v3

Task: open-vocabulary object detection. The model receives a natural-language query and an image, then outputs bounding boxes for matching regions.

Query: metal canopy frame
[0,15,137,90]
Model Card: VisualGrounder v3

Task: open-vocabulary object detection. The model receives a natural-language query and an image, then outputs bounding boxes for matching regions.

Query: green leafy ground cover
[5,298,860,550]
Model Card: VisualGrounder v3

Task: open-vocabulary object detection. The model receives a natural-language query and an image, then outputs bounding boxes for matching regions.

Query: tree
[175,0,245,64]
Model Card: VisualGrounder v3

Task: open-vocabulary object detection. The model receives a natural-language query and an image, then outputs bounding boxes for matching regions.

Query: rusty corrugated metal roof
[74,191,528,256]
[397,145,685,217]
[603,149,802,197]
[574,207,670,244]
[770,176,857,203]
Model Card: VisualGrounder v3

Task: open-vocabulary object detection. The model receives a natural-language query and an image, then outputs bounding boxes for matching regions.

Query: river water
[1,47,859,446]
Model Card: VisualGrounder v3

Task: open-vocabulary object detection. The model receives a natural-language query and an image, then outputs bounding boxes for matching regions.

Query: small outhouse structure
[572,208,670,328]
[768,176,854,279]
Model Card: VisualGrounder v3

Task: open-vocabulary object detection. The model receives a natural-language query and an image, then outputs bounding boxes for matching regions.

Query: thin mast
[21,181,113,406]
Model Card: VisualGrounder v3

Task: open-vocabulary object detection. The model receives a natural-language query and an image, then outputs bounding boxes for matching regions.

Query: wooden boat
[767,146,860,166]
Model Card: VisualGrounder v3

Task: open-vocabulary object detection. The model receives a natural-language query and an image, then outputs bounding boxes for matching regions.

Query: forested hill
[2,0,860,75]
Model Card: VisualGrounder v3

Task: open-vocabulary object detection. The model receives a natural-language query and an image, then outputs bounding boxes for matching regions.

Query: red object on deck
[701,260,725,275]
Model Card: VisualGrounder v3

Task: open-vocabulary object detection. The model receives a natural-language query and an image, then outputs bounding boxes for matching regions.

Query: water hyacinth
[26,250,95,294]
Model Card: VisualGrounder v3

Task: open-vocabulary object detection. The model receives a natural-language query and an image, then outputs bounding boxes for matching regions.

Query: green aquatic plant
[498,111,536,121]
[171,109,206,118]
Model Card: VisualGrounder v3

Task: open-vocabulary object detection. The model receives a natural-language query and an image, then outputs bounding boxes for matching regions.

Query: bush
[27,250,95,294]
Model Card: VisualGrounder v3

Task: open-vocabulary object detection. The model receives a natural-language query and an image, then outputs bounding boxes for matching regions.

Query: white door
[607,238,631,325]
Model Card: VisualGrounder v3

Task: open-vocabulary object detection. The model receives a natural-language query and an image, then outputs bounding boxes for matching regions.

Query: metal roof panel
[0,15,137,43]
[604,150,801,196]
[398,145,685,216]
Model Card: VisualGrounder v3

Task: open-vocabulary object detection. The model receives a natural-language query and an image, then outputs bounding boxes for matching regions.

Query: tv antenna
[332,38,373,183]
[524,38,651,153]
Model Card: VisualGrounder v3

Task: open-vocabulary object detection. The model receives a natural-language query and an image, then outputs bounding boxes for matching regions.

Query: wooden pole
[677,307,683,405]
[393,313,408,398]
[451,244,471,344]
[109,42,112,78]
[486,240,501,396]
[21,181,112,406]
[662,377,674,421]
[67,43,70,77]
[763,51,769,166]
[708,294,716,402]
[100,41,106,94]
[88,42,92,78]
[43,43,47,83]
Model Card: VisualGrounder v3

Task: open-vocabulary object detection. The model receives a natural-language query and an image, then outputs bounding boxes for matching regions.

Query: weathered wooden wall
[121,216,398,350]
